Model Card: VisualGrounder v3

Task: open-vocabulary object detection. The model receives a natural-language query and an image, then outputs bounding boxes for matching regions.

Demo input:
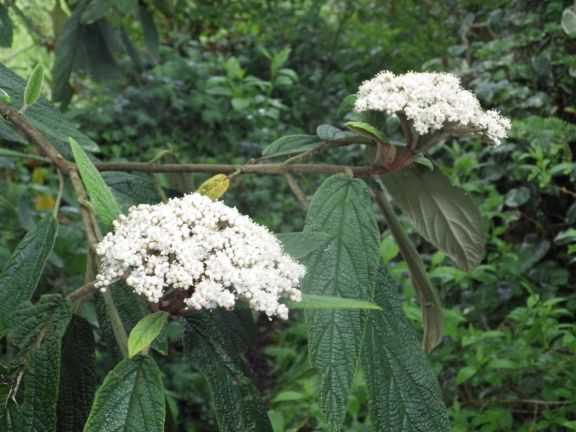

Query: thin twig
[284,173,309,209]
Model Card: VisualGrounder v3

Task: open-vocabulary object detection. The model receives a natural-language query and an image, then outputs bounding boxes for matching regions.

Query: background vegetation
[1,0,576,430]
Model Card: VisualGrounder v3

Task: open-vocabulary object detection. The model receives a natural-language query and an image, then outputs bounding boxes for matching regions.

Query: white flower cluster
[95,193,305,319]
[354,71,511,144]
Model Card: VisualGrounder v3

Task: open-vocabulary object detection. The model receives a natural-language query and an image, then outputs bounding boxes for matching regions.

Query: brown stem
[96,161,393,177]
[284,173,309,209]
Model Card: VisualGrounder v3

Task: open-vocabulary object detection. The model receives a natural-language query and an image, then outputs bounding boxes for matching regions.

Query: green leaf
[70,137,122,228]
[0,5,13,48]
[184,314,273,432]
[103,172,161,209]
[10,295,72,432]
[81,0,113,23]
[383,165,487,271]
[287,294,382,310]
[52,0,90,105]
[562,8,576,37]
[128,312,169,358]
[0,64,99,153]
[361,268,450,432]
[302,175,380,430]
[139,2,160,59]
[23,64,45,109]
[0,216,57,335]
[83,356,166,432]
[505,186,531,207]
[316,124,352,141]
[57,316,97,432]
[277,231,334,260]
[374,182,442,352]
[345,121,386,143]
[262,134,320,157]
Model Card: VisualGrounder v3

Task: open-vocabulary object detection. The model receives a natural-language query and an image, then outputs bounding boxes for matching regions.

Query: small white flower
[95,193,305,319]
[354,71,511,145]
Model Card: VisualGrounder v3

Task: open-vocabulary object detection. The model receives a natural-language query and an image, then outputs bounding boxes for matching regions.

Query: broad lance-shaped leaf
[0,64,99,153]
[9,295,72,432]
[361,268,450,432]
[383,165,487,271]
[0,216,57,335]
[57,316,97,432]
[0,4,13,48]
[302,175,380,430]
[184,314,272,432]
[374,183,442,352]
[70,137,122,228]
[83,356,166,432]
[128,311,169,358]
[262,134,320,158]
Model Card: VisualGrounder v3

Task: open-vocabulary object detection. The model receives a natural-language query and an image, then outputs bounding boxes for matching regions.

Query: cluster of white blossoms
[354,71,511,144]
[95,193,305,319]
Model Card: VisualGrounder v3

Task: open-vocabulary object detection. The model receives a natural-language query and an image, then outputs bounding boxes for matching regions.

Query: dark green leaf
[23,64,45,108]
[361,268,450,432]
[277,231,334,260]
[287,294,382,310]
[302,175,380,430]
[262,134,320,157]
[383,165,487,271]
[185,314,273,432]
[52,0,90,105]
[128,312,169,358]
[139,3,159,59]
[103,172,160,209]
[70,137,122,228]
[0,64,99,153]
[81,0,113,24]
[57,316,97,432]
[0,216,57,335]
[374,184,442,352]
[11,295,72,432]
[83,356,166,432]
[0,5,13,48]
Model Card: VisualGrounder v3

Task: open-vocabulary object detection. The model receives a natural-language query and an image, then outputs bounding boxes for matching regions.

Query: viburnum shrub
[0,66,509,431]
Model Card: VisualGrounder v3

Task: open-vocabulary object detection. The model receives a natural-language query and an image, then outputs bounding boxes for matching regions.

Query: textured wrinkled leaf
[23,64,45,108]
[103,172,160,209]
[362,268,450,431]
[0,64,99,153]
[128,312,169,358]
[0,216,57,335]
[562,8,576,37]
[383,166,487,271]
[185,314,272,432]
[287,294,381,310]
[57,316,97,432]
[11,295,72,432]
[83,356,166,432]
[262,134,320,157]
[70,137,122,228]
[0,5,13,48]
[302,175,380,430]
[277,231,333,259]
[197,174,230,200]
